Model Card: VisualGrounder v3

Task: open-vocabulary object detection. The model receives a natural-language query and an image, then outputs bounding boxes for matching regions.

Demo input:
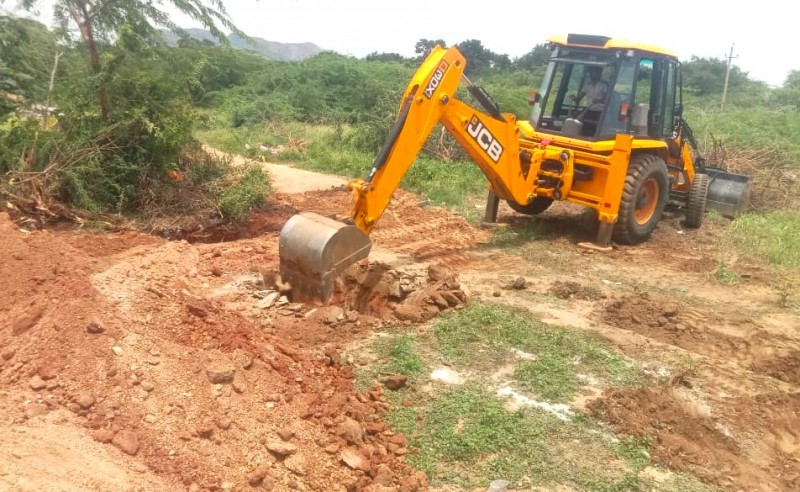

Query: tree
[414,38,446,61]
[18,0,242,121]
[0,16,59,116]
[682,56,749,96]
[514,44,549,71]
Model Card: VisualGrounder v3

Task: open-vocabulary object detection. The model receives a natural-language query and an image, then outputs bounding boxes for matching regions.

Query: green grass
[729,211,800,268]
[488,220,543,247]
[387,384,713,491]
[197,118,490,213]
[376,334,425,378]
[711,260,741,284]
[433,303,644,402]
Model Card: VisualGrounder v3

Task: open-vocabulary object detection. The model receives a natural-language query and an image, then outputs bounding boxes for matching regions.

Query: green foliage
[433,303,643,402]
[376,335,425,378]
[216,165,269,219]
[729,211,800,268]
[711,261,741,284]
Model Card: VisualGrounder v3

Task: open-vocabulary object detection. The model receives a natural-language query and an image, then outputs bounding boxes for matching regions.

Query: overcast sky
[10,0,797,87]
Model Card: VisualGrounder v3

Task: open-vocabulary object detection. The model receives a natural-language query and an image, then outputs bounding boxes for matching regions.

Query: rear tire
[684,173,709,228]
[613,154,669,244]
[506,196,554,216]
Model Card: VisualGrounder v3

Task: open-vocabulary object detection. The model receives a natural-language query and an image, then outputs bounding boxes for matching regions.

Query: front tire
[613,154,669,244]
[684,173,709,228]
[506,196,554,216]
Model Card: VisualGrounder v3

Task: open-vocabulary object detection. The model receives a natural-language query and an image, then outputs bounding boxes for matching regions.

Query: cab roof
[547,34,678,58]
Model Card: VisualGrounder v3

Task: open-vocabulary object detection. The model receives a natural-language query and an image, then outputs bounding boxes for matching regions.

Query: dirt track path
[1,156,798,491]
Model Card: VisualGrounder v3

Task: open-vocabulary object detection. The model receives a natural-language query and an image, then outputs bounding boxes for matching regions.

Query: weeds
[376,335,424,378]
[711,260,741,284]
[434,303,643,402]
[729,211,800,268]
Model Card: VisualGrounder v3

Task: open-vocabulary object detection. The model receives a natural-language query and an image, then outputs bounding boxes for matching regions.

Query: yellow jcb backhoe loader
[279,34,751,301]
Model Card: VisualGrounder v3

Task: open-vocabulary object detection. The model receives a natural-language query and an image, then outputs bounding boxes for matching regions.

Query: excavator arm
[279,46,540,301]
[348,46,536,233]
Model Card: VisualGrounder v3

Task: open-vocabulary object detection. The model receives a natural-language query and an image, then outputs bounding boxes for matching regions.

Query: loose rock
[87,321,106,334]
[29,375,47,391]
[75,392,96,409]
[112,429,140,455]
[277,428,295,441]
[336,417,364,445]
[247,465,269,486]
[267,440,298,458]
[206,362,235,384]
[383,375,408,391]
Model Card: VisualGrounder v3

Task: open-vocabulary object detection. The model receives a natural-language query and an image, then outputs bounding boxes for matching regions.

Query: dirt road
[1,158,798,491]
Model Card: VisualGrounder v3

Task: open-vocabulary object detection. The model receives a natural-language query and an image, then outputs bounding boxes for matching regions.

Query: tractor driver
[572,65,609,112]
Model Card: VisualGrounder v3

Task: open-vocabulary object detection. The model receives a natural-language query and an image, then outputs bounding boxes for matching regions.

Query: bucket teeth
[279,212,372,302]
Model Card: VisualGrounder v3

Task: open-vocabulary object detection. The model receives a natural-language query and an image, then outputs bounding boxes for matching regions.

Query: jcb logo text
[467,116,504,162]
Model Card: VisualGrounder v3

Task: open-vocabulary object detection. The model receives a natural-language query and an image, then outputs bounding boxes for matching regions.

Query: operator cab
[530,34,681,141]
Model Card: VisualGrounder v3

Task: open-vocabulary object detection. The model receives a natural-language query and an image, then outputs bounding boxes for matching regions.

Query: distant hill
[160,28,324,61]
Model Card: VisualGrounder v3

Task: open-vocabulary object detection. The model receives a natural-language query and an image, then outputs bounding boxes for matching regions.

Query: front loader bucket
[705,166,753,218]
[279,212,372,302]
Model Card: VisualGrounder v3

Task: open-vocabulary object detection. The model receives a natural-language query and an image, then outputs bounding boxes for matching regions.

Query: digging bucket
[278,212,372,302]
[705,166,753,218]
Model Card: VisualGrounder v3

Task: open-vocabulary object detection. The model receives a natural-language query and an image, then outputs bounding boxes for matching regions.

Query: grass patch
[616,435,652,471]
[388,384,709,490]
[376,334,425,378]
[729,211,800,268]
[433,303,643,402]
[197,120,489,213]
[489,220,543,247]
[711,260,741,284]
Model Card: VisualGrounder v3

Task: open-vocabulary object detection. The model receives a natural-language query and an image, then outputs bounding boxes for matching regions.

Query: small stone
[383,375,408,391]
[657,316,669,326]
[112,429,140,455]
[324,306,345,325]
[492,290,502,297]
[340,447,370,471]
[232,373,247,394]
[324,444,339,454]
[140,380,155,392]
[486,479,512,492]
[215,416,232,430]
[277,428,295,441]
[29,375,47,391]
[663,304,679,318]
[675,323,688,331]
[211,265,223,277]
[512,277,527,290]
[196,422,214,439]
[1,348,15,361]
[75,392,96,409]
[266,440,298,458]
[112,346,123,356]
[206,362,235,384]
[92,429,115,443]
[247,465,268,486]
[87,321,106,334]
[284,455,306,476]
[66,402,81,413]
[187,304,207,318]
[336,417,364,445]
[258,291,280,309]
